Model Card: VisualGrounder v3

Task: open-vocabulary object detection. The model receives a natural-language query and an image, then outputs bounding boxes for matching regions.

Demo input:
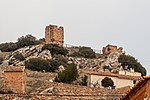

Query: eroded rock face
[38,50,52,60]
[0,44,52,66]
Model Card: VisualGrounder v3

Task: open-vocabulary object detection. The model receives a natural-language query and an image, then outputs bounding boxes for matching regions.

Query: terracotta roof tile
[121,76,150,99]
[4,66,25,72]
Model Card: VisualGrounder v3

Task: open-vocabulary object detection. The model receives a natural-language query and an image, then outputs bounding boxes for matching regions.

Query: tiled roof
[81,70,141,80]
[37,81,128,95]
[0,73,4,78]
[121,76,150,100]
[4,66,25,72]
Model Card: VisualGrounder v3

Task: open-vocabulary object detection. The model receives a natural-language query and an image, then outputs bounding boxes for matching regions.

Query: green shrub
[42,44,68,56]
[49,55,68,72]
[70,46,96,58]
[25,58,52,72]
[55,63,78,84]
[101,77,114,87]
[0,42,18,52]
[17,34,38,48]
[118,54,146,76]
[13,53,25,61]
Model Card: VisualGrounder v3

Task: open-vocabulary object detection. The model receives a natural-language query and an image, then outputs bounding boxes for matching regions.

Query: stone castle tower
[45,24,64,46]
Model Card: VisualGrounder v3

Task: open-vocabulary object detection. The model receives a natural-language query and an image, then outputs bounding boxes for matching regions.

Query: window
[133,80,136,84]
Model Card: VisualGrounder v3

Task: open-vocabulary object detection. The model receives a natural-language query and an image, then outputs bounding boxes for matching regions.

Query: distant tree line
[0,34,44,52]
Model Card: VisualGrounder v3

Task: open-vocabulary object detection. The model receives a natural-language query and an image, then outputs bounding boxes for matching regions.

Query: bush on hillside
[13,53,25,61]
[101,77,114,87]
[118,54,146,76]
[42,44,68,56]
[0,42,18,52]
[70,46,96,58]
[17,34,38,48]
[49,55,68,72]
[55,63,78,84]
[25,58,52,72]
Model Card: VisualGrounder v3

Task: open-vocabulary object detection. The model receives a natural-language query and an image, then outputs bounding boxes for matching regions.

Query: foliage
[17,34,38,48]
[13,53,25,61]
[101,77,114,87]
[42,44,68,56]
[0,57,3,64]
[49,55,68,72]
[118,54,146,76]
[0,42,18,52]
[81,75,88,86]
[25,58,52,72]
[38,38,45,43]
[0,34,42,52]
[70,46,96,58]
[55,63,78,84]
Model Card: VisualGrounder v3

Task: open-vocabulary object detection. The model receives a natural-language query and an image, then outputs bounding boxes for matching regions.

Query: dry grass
[25,70,56,93]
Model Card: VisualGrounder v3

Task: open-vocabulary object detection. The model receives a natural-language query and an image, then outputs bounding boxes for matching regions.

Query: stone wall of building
[0,66,26,94]
[45,25,64,46]
[102,44,123,55]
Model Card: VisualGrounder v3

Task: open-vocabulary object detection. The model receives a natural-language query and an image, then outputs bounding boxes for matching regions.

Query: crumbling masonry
[45,25,64,46]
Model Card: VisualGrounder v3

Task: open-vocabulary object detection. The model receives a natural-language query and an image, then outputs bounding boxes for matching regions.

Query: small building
[121,76,150,100]
[82,70,141,89]
[0,66,26,94]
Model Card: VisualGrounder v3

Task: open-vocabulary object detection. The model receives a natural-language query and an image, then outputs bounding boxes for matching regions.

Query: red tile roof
[121,76,150,100]
[81,70,141,80]
[4,66,25,72]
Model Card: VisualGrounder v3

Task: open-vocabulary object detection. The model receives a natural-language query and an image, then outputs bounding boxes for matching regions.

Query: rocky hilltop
[0,44,52,67]
[0,44,124,74]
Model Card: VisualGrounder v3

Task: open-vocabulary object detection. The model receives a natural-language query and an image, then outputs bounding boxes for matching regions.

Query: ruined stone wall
[3,71,26,94]
[102,44,123,55]
[45,25,64,46]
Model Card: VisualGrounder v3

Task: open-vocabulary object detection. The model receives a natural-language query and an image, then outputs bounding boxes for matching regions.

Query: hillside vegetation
[0,34,147,84]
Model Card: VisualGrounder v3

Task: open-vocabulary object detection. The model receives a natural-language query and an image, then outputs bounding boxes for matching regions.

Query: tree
[49,55,68,72]
[17,34,37,48]
[0,42,18,52]
[101,77,114,87]
[55,63,78,84]
[25,58,52,72]
[118,54,146,76]
[42,44,68,56]
[70,46,96,58]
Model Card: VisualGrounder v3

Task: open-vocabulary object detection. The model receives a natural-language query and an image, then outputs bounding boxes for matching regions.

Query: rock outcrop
[0,44,52,66]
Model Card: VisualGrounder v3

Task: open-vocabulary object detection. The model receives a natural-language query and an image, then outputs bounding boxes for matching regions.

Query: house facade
[82,70,141,89]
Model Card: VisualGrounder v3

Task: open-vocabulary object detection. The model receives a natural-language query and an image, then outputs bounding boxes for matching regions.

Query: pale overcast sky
[0,0,150,75]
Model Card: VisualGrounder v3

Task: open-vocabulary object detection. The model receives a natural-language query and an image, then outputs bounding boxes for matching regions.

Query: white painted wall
[89,75,134,88]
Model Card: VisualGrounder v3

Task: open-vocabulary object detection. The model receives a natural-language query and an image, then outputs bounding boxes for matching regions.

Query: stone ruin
[102,44,123,55]
[45,24,64,46]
